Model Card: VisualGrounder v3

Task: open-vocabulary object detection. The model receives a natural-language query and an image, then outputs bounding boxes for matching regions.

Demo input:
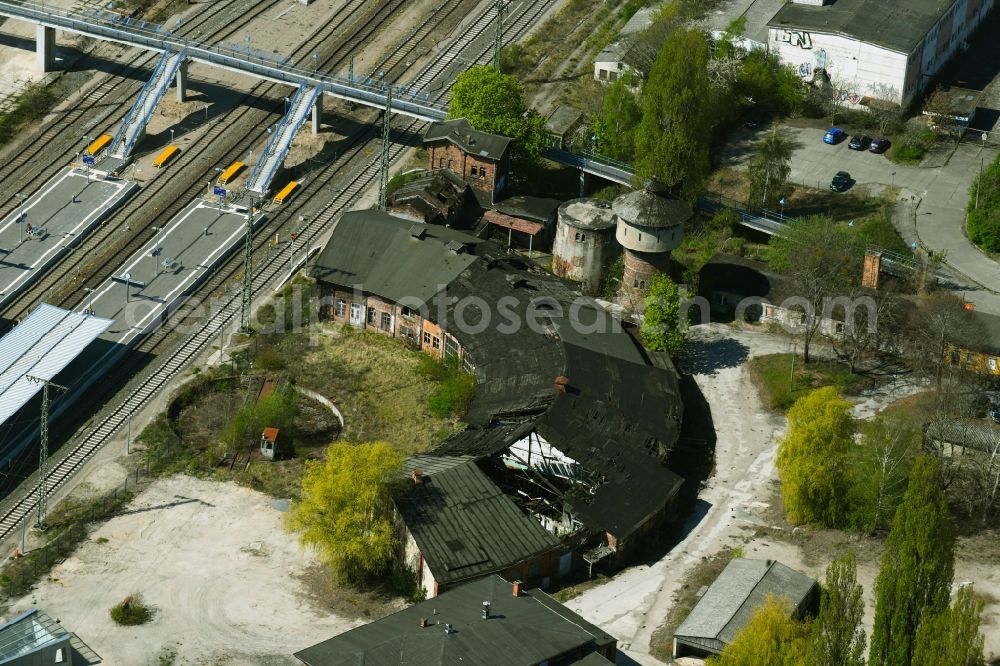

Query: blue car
[824,127,846,144]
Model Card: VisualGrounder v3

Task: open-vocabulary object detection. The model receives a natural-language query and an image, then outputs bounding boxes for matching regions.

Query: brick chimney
[420,617,428,628]
[861,250,881,289]
[411,468,424,485]
[512,580,522,597]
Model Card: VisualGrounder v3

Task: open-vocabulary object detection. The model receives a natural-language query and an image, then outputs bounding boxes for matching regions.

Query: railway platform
[0,167,139,313]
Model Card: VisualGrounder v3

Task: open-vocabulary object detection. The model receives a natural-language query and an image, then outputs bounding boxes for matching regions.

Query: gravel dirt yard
[3,475,359,666]
[567,323,1000,665]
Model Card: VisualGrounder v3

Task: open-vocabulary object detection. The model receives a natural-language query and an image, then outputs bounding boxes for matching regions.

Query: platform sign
[82,155,96,166]
[213,186,227,198]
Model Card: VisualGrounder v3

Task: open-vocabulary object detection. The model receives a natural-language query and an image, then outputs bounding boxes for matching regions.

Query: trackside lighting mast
[378,85,393,211]
[25,375,67,529]
[494,0,507,70]
[240,195,257,332]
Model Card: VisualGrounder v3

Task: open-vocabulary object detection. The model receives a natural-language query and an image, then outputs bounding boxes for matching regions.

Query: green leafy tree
[746,130,793,210]
[593,76,641,161]
[288,441,403,584]
[635,28,712,201]
[764,216,866,363]
[776,387,854,526]
[870,456,955,666]
[806,553,866,666]
[449,65,546,159]
[640,273,684,354]
[912,585,986,666]
[849,416,919,534]
[709,594,809,666]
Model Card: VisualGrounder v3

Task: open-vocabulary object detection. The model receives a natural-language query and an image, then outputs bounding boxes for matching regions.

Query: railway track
[0,0,286,214]
[0,0,404,324]
[0,0,558,543]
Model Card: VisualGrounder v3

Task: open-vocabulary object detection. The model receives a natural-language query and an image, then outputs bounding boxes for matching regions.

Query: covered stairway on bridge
[108,48,188,161]
[246,83,322,196]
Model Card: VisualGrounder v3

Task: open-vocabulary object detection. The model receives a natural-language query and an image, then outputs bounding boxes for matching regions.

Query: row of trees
[777,380,1000,534]
[713,457,987,666]
[593,11,806,200]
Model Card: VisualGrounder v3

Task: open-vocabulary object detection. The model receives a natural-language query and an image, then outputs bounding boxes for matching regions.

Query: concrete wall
[769,0,995,108]
[551,221,619,296]
[616,221,682,254]
[768,29,909,105]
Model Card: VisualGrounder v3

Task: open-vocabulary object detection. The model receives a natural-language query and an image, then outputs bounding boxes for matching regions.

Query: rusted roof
[483,210,543,236]
[261,427,279,442]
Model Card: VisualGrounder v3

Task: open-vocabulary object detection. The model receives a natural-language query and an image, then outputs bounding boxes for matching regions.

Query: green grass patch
[0,83,59,146]
[417,355,477,418]
[748,353,869,411]
[109,593,152,626]
[887,126,937,165]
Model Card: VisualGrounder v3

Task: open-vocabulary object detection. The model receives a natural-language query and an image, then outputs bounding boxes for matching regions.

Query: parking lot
[721,120,1000,314]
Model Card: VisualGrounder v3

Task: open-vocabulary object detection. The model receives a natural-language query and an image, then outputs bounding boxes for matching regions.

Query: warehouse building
[767,0,996,108]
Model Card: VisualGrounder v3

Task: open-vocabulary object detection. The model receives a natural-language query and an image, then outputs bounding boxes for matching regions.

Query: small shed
[673,559,818,659]
[260,427,280,460]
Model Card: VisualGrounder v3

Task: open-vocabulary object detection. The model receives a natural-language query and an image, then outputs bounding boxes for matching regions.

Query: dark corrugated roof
[395,460,560,585]
[494,195,563,224]
[313,212,685,542]
[311,211,485,305]
[293,575,615,665]
[424,118,513,161]
[768,0,955,54]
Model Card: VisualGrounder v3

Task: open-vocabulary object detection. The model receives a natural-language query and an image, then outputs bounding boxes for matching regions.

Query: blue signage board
[82,155,96,166]
[213,186,227,198]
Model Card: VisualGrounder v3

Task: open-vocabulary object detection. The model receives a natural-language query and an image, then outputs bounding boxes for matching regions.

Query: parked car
[848,134,872,150]
[869,137,890,153]
[830,171,851,192]
[824,127,846,144]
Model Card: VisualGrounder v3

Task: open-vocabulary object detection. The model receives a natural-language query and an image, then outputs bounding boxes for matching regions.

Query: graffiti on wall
[778,29,813,49]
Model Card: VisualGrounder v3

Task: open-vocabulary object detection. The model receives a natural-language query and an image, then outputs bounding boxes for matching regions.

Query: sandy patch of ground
[4,475,357,666]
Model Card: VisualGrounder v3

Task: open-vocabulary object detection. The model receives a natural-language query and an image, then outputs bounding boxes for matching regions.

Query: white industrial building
[767,0,996,108]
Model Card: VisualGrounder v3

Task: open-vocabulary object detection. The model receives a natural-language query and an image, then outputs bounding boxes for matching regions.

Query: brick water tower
[613,178,691,311]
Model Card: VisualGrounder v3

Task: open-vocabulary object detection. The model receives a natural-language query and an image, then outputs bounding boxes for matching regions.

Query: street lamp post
[123,272,131,306]
[779,196,786,219]
[151,226,163,275]
[170,128,174,144]
[283,96,290,115]
[82,287,96,314]
[891,171,896,189]
[15,193,27,242]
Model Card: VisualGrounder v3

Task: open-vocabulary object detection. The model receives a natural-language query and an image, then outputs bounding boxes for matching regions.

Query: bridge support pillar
[578,169,587,197]
[175,59,189,103]
[36,25,55,73]
[311,94,323,134]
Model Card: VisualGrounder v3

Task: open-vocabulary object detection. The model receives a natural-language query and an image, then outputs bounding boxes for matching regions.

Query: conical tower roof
[612,178,692,229]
